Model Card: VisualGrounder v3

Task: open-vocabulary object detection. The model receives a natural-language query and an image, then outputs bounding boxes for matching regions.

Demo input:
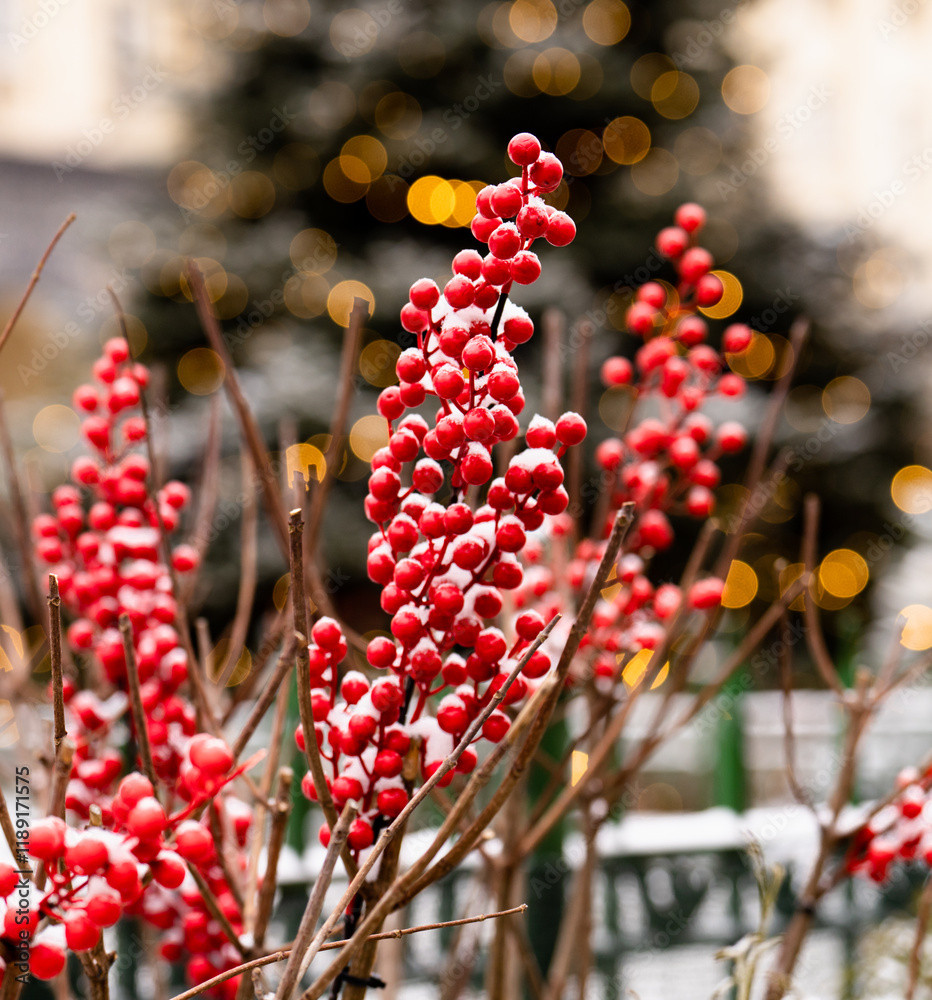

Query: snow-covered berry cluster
[297,135,586,849]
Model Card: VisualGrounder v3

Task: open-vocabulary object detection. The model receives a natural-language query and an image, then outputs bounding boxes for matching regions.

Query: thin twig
[253,767,293,950]
[0,390,43,623]
[183,393,223,608]
[800,495,844,695]
[216,447,258,688]
[187,863,249,958]
[288,508,345,852]
[0,212,76,357]
[780,611,811,808]
[274,801,357,1000]
[187,261,290,561]
[304,298,367,559]
[47,574,66,754]
[38,737,74,891]
[167,906,528,1000]
[118,613,157,789]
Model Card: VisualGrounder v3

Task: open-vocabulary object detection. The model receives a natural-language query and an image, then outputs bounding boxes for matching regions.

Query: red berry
[516,204,549,239]
[679,247,713,283]
[674,202,706,233]
[409,278,440,310]
[29,816,66,860]
[490,183,523,219]
[488,223,522,260]
[529,152,563,192]
[126,797,167,839]
[656,226,689,258]
[695,273,723,307]
[348,818,375,851]
[544,212,575,246]
[30,940,66,980]
[689,578,724,610]
[377,787,408,818]
[65,835,109,875]
[510,250,541,285]
[508,132,542,166]
[723,323,752,353]
[65,909,101,951]
[555,412,586,446]
[174,821,214,861]
[483,712,510,742]
[190,736,233,775]
[717,421,747,452]
[503,314,534,344]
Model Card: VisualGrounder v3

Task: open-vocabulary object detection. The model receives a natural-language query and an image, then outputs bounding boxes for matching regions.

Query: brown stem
[118,613,157,789]
[0,390,43,623]
[187,260,290,561]
[0,212,76,357]
[167,906,528,1000]
[304,297,368,559]
[252,767,293,950]
[216,448,258,688]
[37,737,74,890]
[183,393,223,607]
[47,574,66,754]
[187,863,249,958]
[274,801,357,1000]
[288,508,347,866]
[800,494,844,694]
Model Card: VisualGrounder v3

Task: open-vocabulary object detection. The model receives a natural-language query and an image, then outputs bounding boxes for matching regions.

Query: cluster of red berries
[507,205,750,687]
[295,136,584,848]
[848,767,932,883]
[2,756,251,994]
[12,339,253,994]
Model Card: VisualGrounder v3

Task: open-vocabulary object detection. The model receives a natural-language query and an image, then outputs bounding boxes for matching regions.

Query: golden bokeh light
[822,376,871,425]
[286,442,327,485]
[819,549,869,599]
[509,0,558,43]
[504,50,540,97]
[582,0,630,44]
[341,135,388,182]
[598,386,637,432]
[900,605,932,651]
[208,641,252,686]
[99,314,147,358]
[327,280,375,327]
[349,414,389,462]
[631,53,675,100]
[892,465,932,514]
[721,560,758,609]
[630,148,679,196]
[178,348,225,395]
[360,340,402,387]
[555,129,602,176]
[532,48,581,96]
[33,405,80,453]
[779,562,806,612]
[273,573,291,611]
[651,71,700,120]
[214,274,249,320]
[571,750,588,786]
[722,65,771,114]
[284,273,330,319]
[727,332,774,380]
[603,117,651,165]
[179,223,227,261]
[698,270,742,320]
[620,648,669,689]
[323,156,371,203]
